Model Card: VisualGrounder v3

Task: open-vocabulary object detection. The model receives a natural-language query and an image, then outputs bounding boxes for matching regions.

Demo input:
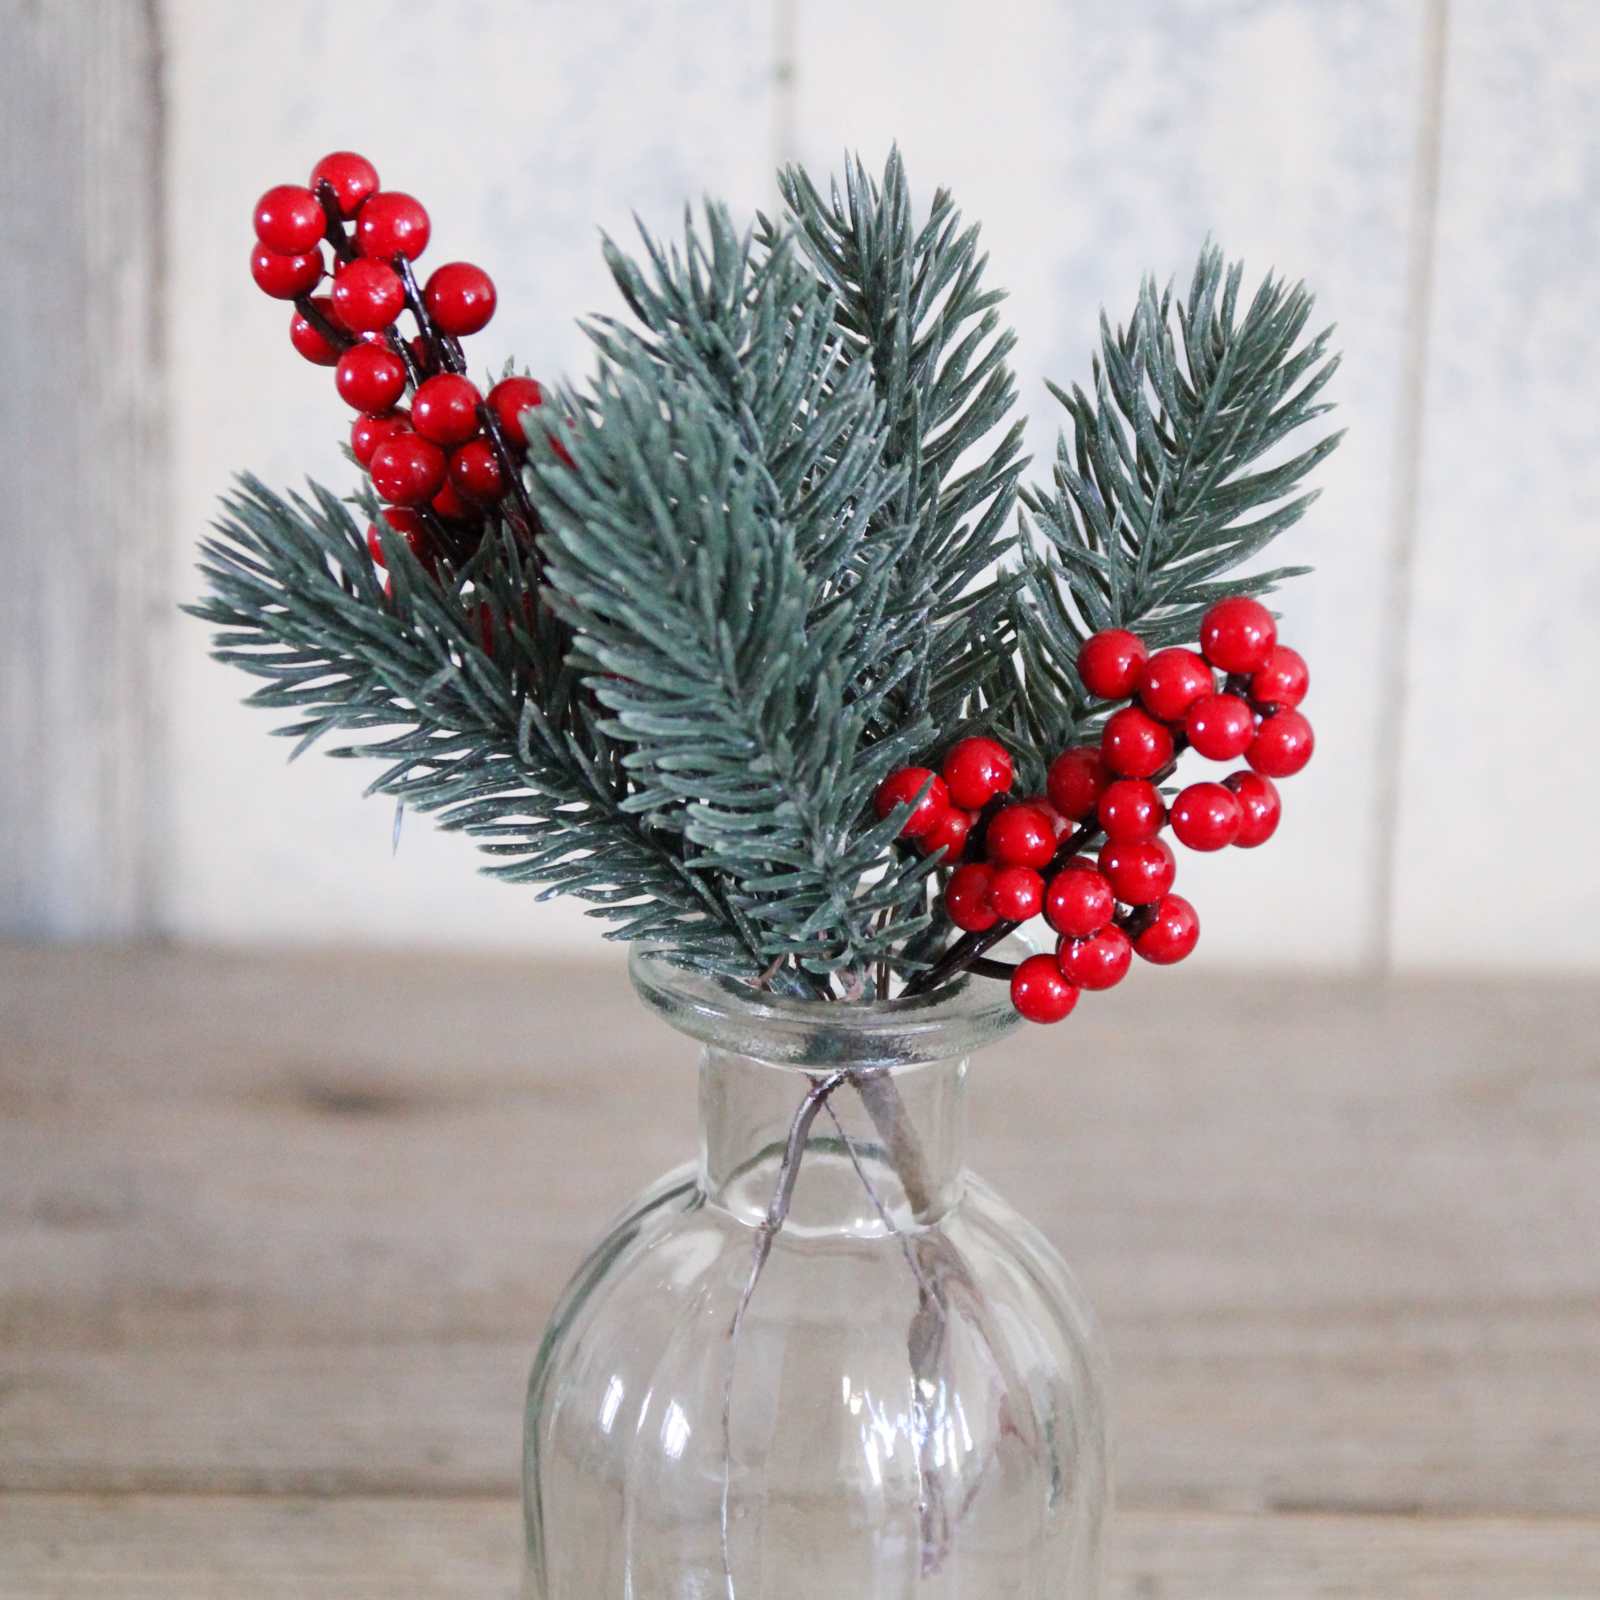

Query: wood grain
[1,944,1597,1595]
[3,1498,1597,1600]
[0,1,167,936]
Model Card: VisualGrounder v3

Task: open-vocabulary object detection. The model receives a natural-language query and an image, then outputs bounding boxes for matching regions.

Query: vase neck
[698,1049,968,1236]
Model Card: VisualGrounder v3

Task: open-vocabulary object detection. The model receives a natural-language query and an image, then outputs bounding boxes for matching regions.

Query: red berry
[1247,710,1315,778]
[431,477,481,523]
[356,191,431,261]
[1184,693,1256,760]
[944,864,1000,933]
[874,767,950,839]
[487,376,547,448]
[1138,647,1213,721]
[1096,778,1166,843]
[249,240,323,299]
[331,257,405,334]
[1010,954,1080,1024]
[379,505,424,538]
[372,506,436,575]
[449,438,509,503]
[1046,746,1109,821]
[365,522,387,568]
[984,804,1057,870]
[1199,596,1277,673]
[412,374,484,447]
[988,865,1044,921]
[288,296,343,365]
[350,408,411,466]
[309,152,379,219]
[1101,706,1174,778]
[370,433,447,506]
[1078,628,1149,699]
[253,184,325,254]
[919,804,974,860]
[1097,838,1176,906]
[1224,771,1282,848]
[1044,865,1115,938]
[1022,795,1072,839]
[941,735,1014,810]
[335,343,408,412]
[1059,924,1132,991]
[1169,782,1244,851]
[1134,894,1200,964]
[423,262,497,336]
[1249,645,1309,710]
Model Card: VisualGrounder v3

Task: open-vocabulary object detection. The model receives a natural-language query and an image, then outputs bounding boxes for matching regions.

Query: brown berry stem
[473,399,543,542]
[966,955,1018,981]
[312,182,359,264]
[393,254,467,377]
[292,294,354,352]
[384,328,426,390]
[419,505,472,568]
[961,791,1013,862]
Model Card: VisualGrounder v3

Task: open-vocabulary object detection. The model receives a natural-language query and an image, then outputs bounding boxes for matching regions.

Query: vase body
[523,950,1110,1598]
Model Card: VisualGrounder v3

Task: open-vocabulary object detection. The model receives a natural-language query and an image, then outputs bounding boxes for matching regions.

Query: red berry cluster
[249,151,559,578]
[870,736,1019,866]
[874,596,1313,1024]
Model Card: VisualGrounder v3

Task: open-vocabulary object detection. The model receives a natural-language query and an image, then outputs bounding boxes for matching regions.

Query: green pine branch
[773,149,1027,730]
[585,204,927,718]
[1011,242,1342,751]
[187,477,764,976]
[530,357,938,976]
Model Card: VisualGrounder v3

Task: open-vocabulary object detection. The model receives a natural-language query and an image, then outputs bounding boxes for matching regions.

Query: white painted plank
[1391,1,1600,969]
[162,0,779,959]
[788,0,1433,967]
[0,1,166,936]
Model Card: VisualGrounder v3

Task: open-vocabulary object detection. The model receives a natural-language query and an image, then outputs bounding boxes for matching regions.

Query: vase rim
[628,939,1029,1068]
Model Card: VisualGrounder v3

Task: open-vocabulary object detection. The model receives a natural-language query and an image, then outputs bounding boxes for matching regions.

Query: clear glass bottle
[523,947,1110,1598]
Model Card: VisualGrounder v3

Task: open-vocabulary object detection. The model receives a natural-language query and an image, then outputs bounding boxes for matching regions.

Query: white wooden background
[3,0,1596,971]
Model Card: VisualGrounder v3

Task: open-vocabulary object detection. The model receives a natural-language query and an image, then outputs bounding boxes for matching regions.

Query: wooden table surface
[2,944,1597,1596]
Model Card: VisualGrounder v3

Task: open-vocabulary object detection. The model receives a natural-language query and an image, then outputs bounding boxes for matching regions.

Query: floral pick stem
[719,1069,849,1598]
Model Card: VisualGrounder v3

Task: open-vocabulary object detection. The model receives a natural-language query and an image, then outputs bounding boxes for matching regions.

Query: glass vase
[523,947,1110,1597]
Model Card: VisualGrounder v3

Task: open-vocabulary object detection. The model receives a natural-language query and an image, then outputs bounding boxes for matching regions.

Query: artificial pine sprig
[533,363,937,976]
[205,146,1343,1013]
[193,476,764,974]
[1009,243,1341,753]
[772,151,1028,731]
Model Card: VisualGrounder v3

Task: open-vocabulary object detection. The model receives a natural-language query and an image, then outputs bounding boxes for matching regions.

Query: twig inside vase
[823,1097,954,1571]
[719,1068,848,1599]
[822,1097,935,1297]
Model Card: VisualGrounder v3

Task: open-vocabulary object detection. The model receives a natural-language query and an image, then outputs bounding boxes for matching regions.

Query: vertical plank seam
[1370,0,1450,974]
[142,0,173,936]
[0,0,168,935]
